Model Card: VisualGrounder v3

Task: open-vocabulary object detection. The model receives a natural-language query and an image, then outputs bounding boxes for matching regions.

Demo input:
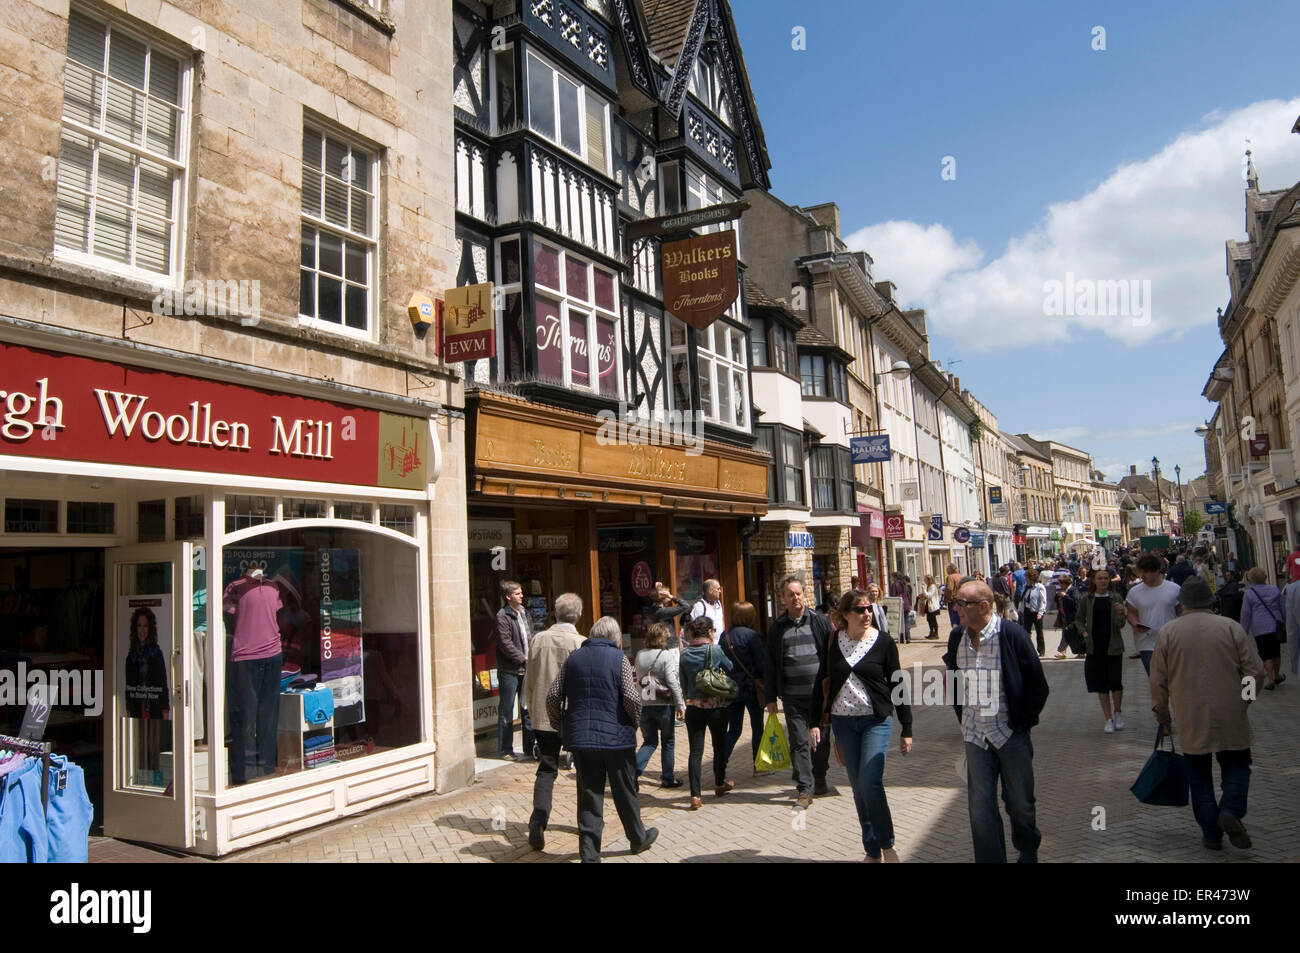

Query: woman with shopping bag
[811,588,913,862]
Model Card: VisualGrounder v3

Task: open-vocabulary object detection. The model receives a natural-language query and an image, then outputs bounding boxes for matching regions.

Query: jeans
[684,705,729,797]
[948,607,961,627]
[725,695,764,764]
[529,730,563,831]
[496,669,534,756]
[927,612,940,636]
[572,748,648,863]
[228,653,282,784]
[965,729,1040,863]
[635,705,677,781]
[832,714,895,857]
[783,697,831,794]
[1186,749,1252,843]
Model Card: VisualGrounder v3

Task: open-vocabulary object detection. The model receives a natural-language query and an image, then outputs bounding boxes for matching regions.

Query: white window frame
[531,240,622,396]
[684,165,740,252]
[53,8,192,287]
[524,49,610,175]
[299,123,380,340]
[669,315,748,430]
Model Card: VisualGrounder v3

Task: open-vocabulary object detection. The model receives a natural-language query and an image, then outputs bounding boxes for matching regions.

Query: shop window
[66,501,115,534]
[300,125,377,337]
[284,498,328,520]
[4,498,58,533]
[221,526,422,787]
[224,495,274,532]
[379,504,415,536]
[137,498,166,541]
[54,8,189,280]
[533,240,621,395]
[334,501,373,522]
[174,495,204,539]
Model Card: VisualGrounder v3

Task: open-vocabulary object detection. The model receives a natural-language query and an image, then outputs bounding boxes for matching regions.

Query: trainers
[1113,711,1125,730]
[661,778,683,788]
[1104,719,1115,733]
[1218,814,1252,849]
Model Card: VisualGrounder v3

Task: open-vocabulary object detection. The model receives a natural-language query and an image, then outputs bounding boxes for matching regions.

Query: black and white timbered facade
[454,0,777,686]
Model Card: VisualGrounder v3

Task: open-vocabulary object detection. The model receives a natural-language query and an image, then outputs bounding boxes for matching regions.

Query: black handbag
[1130,725,1189,807]
[1064,622,1086,655]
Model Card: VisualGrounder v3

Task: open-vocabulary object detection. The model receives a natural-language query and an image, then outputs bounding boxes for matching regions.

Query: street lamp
[1174,464,1184,531]
[1152,456,1165,535]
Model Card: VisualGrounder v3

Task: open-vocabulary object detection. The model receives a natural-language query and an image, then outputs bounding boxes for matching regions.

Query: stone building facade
[0,0,467,855]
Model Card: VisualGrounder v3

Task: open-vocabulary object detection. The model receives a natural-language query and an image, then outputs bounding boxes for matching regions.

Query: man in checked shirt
[942,578,1050,863]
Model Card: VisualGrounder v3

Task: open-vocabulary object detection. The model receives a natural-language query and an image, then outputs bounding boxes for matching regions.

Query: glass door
[104,543,194,849]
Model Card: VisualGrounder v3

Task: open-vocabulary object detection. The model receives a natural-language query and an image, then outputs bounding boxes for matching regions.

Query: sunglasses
[951,598,986,609]
[848,605,872,614]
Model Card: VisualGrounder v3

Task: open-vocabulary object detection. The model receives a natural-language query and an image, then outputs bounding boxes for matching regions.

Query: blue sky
[730,0,1300,483]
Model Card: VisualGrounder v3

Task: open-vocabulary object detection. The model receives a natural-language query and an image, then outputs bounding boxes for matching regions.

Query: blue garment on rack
[45,755,91,863]
[0,760,48,863]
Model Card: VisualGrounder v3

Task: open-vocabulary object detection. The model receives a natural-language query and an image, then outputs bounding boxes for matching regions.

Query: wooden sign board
[661,230,739,330]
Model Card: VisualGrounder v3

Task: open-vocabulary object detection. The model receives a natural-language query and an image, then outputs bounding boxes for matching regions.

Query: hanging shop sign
[441,282,495,362]
[625,201,750,242]
[1204,501,1227,514]
[661,229,739,330]
[953,526,971,544]
[885,514,906,539]
[0,342,426,489]
[969,532,985,547]
[900,481,920,501]
[988,486,1003,504]
[851,434,891,463]
[1249,434,1271,457]
[928,515,944,540]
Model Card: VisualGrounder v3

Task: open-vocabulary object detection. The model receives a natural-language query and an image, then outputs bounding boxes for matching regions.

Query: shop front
[853,505,886,590]
[0,337,451,856]
[1025,525,1051,560]
[465,392,768,741]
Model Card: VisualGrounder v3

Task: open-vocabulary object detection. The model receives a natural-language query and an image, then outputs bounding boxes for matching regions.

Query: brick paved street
[227,622,1300,864]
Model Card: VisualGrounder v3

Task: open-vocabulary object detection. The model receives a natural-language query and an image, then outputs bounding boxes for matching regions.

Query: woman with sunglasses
[811,588,913,862]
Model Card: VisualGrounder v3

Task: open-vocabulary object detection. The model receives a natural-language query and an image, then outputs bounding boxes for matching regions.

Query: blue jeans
[965,729,1040,863]
[832,714,895,857]
[636,705,677,781]
[725,695,764,764]
[1187,749,1251,843]
[497,669,534,756]
[228,653,282,784]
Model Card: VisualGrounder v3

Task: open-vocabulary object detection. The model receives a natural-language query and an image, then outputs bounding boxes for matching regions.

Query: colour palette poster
[319,548,364,726]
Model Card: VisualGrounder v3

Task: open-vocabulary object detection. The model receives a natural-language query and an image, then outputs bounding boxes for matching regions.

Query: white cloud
[844,97,1300,350]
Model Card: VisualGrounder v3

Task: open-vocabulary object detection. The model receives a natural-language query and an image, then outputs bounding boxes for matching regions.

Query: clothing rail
[0,733,54,813]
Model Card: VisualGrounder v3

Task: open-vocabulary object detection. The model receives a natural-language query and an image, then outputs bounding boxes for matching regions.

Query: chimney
[1130,465,1137,476]
[952,376,960,392]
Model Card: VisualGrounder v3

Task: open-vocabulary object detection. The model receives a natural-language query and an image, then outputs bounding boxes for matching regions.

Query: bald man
[942,577,1049,863]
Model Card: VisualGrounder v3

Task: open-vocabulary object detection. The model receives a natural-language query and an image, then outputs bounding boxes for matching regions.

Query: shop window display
[221,526,420,786]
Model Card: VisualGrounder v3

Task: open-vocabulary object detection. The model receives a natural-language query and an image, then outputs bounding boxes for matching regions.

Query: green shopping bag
[754,713,791,773]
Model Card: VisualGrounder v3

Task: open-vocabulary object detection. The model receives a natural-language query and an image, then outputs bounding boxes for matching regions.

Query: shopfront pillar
[654,514,678,598]
[719,519,745,608]
[574,508,600,632]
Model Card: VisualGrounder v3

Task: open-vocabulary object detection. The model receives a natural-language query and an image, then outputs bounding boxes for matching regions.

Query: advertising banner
[119,594,173,721]
[319,549,364,727]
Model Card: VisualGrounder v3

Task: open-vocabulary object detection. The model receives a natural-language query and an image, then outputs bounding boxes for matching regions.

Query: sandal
[1054,652,1067,660]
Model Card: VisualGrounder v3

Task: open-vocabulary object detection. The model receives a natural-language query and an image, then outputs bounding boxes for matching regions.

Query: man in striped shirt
[764,575,832,808]
[943,577,1049,863]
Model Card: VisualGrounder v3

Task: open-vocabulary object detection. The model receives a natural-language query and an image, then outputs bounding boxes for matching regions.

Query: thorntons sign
[661,229,740,330]
[0,342,426,489]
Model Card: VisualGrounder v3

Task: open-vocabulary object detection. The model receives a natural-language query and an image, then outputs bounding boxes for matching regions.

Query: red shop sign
[0,342,427,489]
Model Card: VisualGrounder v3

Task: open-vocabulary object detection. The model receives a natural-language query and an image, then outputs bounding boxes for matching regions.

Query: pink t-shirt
[223,577,284,661]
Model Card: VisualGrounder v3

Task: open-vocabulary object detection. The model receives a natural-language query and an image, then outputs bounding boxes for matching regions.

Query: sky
[729,0,1300,485]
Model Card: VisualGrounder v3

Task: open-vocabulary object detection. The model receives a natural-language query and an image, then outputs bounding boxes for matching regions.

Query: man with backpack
[688,578,726,643]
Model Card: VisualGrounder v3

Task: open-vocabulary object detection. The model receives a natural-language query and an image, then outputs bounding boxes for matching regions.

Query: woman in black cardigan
[811,588,913,862]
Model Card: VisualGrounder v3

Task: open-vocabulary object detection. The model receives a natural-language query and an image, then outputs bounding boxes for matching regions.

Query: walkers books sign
[661,230,739,329]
